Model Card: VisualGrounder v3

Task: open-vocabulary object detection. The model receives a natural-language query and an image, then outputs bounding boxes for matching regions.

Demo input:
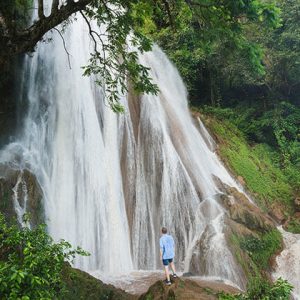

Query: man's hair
[162,227,167,234]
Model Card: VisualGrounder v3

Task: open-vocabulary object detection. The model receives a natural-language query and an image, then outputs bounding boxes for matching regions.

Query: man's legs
[164,265,170,282]
[170,261,176,276]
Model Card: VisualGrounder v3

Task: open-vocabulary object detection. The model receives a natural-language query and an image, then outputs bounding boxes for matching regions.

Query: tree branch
[80,11,98,53]
[51,0,60,14]
[1,0,92,57]
[38,0,45,19]
[53,27,72,69]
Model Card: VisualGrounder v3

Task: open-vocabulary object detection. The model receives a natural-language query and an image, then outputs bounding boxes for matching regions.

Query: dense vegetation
[219,277,293,300]
[0,213,89,299]
[0,0,299,298]
[146,0,300,230]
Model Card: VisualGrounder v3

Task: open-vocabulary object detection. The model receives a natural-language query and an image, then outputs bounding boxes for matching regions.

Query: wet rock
[182,272,195,277]
[0,169,17,221]
[294,197,300,212]
[237,176,245,186]
[0,165,43,226]
[268,203,286,224]
[23,170,44,227]
[220,187,275,232]
[139,277,240,300]
[225,218,257,238]
[224,218,259,280]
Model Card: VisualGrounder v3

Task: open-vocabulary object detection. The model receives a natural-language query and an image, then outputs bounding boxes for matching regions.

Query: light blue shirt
[159,234,175,259]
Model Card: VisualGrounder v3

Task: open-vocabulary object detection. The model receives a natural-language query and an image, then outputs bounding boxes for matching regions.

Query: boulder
[220,187,275,232]
[62,264,135,300]
[294,197,300,212]
[0,165,43,226]
[139,277,240,300]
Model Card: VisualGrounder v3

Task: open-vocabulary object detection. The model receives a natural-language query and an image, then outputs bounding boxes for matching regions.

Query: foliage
[262,0,300,102]
[0,213,89,299]
[142,0,280,104]
[218,277,293,300]
[200,109,294,210]
[0,0,32,29]
[0,0,283,112]
[62,264,130,300]
[80,0,280,112]
[202,103,300,193]
[79,1,161,113]
[240,229,282,269]
[285,217,300,234]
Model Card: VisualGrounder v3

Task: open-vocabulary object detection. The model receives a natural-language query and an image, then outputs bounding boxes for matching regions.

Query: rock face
[140,277,240,300]
[187,183,279,290]
[219,186,281,279]
[220,187,275,232]
[268,202,287,224]
[63,270,241,300]
[0,165,43,226]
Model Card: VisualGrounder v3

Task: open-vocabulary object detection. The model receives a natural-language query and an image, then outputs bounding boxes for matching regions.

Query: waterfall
[0,4,252,288]
[12,171,30,228]
[273,227,300,299]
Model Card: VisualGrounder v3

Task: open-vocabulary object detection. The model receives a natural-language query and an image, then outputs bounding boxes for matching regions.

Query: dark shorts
[162,258,173,266]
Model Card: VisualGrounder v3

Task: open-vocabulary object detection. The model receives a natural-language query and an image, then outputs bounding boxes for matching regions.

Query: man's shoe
[172,273,177,278]
[165,280,172,286]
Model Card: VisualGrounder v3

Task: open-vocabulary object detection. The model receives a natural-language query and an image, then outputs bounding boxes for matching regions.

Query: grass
[197,109,294,212]
[229,234,261,278]
[285,217,300,233]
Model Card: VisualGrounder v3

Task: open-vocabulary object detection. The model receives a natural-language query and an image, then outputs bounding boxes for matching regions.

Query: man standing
[159,227,177,285]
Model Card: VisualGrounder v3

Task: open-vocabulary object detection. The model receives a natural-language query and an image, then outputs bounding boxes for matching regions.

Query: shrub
[240,229,282,269]
[0,213,89,299]
[218,277,293,300]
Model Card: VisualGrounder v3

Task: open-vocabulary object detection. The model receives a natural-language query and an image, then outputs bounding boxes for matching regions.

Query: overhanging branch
[1,0,92,57]
[38,0,45,19]
[51,0,60,13]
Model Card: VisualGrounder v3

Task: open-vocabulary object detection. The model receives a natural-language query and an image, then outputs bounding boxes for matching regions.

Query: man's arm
[172,236,175,257]
[160,239,164,260]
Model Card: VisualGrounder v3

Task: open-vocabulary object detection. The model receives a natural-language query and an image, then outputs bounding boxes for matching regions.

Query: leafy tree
[0,0,281,111]
[142,0,281,105]
[0,213,88,299]
[0,0,160,112]
[262,0,300,103]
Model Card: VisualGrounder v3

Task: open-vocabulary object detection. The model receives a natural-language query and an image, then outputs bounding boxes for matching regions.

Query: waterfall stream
[0,2,299,295]
[273,228,300,299]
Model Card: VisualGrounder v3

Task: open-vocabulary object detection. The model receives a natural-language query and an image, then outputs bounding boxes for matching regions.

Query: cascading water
[273,227,300,299]
[0,3,133,273]
[0,0,258,289]
[129,47,247,288]
[12,172,30,228]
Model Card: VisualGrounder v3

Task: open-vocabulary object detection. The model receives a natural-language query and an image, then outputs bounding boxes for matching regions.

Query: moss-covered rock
[198,111,295,216]
[220,187,275,232]
[62,264,136,300]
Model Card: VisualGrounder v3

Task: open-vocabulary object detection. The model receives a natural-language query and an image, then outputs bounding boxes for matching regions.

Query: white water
[273,227,300,299]
[0,1,260,289]
[12,171,30,228]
